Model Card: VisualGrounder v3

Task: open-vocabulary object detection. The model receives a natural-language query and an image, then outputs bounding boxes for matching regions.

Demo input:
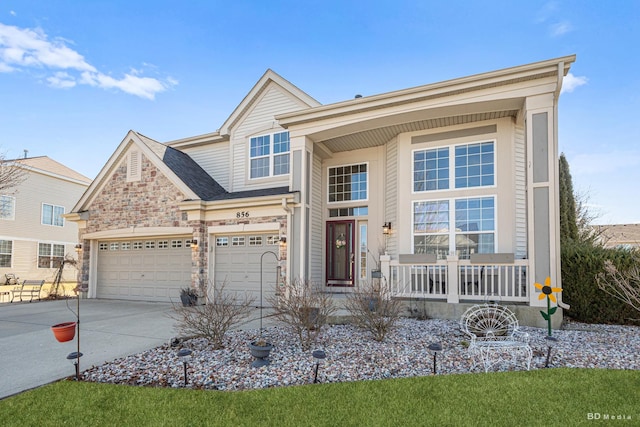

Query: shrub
[266,279,336,350]
[596,260,640,318]
[169,281,255,349]
[344,280,402,342]
[561,241,639,324]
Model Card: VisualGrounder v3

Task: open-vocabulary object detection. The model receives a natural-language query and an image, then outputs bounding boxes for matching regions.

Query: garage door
[97,237,192,303]
[213,233,280,304]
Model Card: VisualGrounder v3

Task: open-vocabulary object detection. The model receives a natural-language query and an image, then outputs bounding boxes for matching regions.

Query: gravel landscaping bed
[81,318,640,391]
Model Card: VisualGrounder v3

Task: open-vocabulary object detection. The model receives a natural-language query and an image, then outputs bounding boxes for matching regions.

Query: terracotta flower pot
[51,322,76,343]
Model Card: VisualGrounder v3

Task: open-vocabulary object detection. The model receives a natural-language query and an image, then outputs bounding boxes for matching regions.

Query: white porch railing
[385,256,529,303]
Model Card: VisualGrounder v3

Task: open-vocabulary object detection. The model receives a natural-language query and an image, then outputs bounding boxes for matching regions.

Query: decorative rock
[80,318,640,391]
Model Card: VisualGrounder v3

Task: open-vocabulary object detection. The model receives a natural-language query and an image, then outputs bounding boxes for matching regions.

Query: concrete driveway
[0,299,179,399]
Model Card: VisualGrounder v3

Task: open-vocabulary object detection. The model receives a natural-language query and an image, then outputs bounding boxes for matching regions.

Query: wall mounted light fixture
[382,222,392,235]
[191,237,199,251]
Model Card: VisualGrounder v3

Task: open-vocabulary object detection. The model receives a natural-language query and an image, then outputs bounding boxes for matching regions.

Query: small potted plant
[179,287,198,307]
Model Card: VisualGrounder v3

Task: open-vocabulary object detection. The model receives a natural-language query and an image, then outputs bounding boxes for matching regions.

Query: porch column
[289,135,313,281]
[446,255,460,303]
[526,93,560,307]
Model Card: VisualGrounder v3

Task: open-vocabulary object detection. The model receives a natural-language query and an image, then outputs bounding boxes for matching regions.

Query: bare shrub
[170,281,255,349]
[344,280,402,342]
[596,260,640,316]
[266,279,336,350]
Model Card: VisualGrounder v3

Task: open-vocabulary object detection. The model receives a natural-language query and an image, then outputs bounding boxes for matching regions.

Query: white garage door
[213,233,280,304]
[97,238,192,303]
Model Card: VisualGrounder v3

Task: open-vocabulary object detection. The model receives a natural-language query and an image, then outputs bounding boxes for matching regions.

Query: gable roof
[15,156,91,185]
[167,69,321,149]
[161,146,227,200]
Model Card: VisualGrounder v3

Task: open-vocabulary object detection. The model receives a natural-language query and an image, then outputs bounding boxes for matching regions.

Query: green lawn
[1,369,638,426]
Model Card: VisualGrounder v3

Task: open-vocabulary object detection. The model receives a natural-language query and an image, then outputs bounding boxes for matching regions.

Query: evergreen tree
[559,153,579,242]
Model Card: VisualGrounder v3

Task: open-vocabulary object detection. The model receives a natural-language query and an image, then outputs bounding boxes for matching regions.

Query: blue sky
[1,1,638,224]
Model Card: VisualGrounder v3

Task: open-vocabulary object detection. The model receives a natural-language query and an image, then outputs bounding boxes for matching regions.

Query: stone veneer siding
[79,155,289,292]
[85,156,189,233]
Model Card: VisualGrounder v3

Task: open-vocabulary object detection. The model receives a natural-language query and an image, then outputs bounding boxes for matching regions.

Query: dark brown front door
[326,220,355,286]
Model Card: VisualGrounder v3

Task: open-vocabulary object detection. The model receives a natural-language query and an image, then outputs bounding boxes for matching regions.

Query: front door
[326,220,355,287]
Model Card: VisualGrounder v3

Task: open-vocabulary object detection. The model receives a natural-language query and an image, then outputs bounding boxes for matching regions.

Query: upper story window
[0,195,15,220]
[328,163,368,203]
[250,131,290,179]
[42,203,65,227]
[413,141,495,192]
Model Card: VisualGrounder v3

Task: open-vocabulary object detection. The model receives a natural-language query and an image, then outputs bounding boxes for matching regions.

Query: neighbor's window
[413,196,495,259]
[0,195,15,220]
[0,240,12,267]
[42,203,65,227]
[413,141,494,192]
[38,243,64,268]
[328,164,368,202]
[250,131,290,179]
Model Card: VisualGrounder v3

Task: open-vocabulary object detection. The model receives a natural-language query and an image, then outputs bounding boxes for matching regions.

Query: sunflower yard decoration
[534,277,563,336]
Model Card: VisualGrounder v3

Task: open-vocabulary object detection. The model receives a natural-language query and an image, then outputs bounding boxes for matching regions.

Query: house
[0,156,91,286]
[595,224,640,249]
[67,55,575,327]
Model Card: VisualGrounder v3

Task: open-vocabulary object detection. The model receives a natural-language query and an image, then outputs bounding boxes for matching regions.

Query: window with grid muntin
[413,141,494,192]
[0,240,12,267]
[328,163,368,203]
[250,131,290,179]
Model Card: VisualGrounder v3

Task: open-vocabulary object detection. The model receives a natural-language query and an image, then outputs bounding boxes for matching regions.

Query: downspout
[554,61,570,310]
[281,197,293,286]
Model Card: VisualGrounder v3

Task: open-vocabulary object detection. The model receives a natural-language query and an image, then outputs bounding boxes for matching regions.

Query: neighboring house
[595,224,640,250]
[0,156,92,284]
[68,55,575,326]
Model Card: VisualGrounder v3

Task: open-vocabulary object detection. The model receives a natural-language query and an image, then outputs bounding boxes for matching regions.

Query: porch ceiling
[315,109,519,154]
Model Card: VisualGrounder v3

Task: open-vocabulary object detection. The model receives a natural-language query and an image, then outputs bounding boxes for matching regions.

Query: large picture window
[413,141,494,192]
[413,196,495,259]
[328,163,368,203]
[0,240,12,267]
[42,203,65,227]
[38,243,65,268]
[250,131,290,179]
[0,195,15,220]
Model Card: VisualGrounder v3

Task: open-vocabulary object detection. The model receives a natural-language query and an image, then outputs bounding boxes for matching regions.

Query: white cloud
[47,71,76,89]
[561,73,588,94]
[80,71,170,100]
[0,23,175,99]
[10,11,16,17]
[550,21,572,37]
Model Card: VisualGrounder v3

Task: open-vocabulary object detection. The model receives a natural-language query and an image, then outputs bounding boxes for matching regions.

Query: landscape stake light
[177,348,192,386]
[312,349,326,383]
[428,342,443,375]
[544,336,559,368]
[66,351,83,381]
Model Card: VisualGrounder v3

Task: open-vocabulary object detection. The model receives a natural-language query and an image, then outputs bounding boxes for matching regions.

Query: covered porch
[383,254,531,304]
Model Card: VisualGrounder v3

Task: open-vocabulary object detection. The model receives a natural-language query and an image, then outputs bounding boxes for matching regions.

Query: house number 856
[236,211,250,218]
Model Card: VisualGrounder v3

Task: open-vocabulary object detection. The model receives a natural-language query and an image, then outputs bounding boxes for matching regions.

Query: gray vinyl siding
[231,85,310,192]
[234,86,309,139]
[310,153,323,282]
[514,123,527,258]
[385,139,398,255]
[182,141,230,190]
